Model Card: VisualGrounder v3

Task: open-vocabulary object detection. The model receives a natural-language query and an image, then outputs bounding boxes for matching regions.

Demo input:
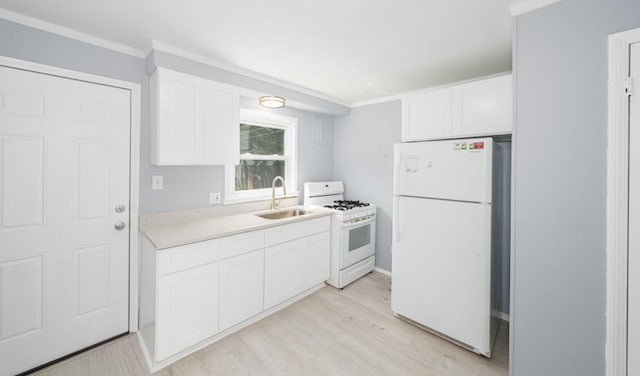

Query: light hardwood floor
[30,272,508,376]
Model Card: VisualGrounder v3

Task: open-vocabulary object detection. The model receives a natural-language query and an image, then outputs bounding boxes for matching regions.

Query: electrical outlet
[209,192,221,204]
[152,176,163,190]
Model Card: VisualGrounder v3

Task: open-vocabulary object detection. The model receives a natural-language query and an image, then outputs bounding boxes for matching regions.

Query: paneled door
[0,65,131,375]
[629,42,640,376]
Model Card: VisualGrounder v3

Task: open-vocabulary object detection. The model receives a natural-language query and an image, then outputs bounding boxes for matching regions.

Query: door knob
[114,222,126,231]
[115,205,126,213]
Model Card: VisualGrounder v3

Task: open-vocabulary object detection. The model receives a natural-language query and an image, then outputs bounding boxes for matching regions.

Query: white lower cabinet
[219,249,264,330]
[265,231,330,309]
[265,240,304,309]
[139,216,331,371]
[300,232,331,290]
[157,262,220,361]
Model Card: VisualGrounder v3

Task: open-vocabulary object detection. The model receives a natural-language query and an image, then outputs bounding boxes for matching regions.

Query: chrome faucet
[271,176,286,210]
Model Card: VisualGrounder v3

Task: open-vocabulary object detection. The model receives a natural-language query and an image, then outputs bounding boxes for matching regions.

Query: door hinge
[625,77,634,96]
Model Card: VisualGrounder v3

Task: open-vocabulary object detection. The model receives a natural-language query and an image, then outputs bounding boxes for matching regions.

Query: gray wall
[512,0,640,374]
[0,18,338,214]
[333,101,401,272]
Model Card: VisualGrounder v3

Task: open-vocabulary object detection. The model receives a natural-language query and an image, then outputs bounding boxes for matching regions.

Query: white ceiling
[0,0,524,105]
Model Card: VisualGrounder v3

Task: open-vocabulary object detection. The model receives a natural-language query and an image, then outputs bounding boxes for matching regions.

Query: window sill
[223,191,300,205]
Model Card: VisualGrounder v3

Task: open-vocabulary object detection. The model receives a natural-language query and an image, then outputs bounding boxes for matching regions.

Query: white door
[0,66,131,375]
[393,138,493,203]
[628,41,640,376]
[391,196,493,355]
[219,249,264,331]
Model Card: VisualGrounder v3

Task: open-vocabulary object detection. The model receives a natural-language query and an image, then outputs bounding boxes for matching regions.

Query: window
[225,109,297,203]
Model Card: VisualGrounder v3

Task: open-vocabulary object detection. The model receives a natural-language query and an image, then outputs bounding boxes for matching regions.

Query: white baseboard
[374,267,391,276]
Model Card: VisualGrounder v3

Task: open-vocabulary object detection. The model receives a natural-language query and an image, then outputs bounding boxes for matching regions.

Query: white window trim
[225,108,298,204]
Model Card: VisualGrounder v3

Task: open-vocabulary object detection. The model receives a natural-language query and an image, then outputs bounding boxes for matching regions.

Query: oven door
[340,214,376,268]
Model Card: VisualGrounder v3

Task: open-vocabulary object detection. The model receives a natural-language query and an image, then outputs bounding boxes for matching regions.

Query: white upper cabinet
[451,74,512,137]
[150,67,240,166]
[401,88,452,142]
[401,74,512,142]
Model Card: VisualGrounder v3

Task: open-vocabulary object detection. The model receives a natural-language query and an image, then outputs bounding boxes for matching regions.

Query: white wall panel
[1,136,44,229]
[1,90,45,116]
[73,245,110,317]
[0,256,44,341]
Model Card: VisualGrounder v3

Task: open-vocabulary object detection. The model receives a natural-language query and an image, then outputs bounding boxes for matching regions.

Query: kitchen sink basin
[256,208,309,220]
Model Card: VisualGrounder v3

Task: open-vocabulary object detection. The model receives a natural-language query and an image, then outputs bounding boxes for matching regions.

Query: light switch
[152,176,163,190]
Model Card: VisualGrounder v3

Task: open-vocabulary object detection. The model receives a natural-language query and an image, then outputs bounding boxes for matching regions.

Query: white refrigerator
[391,137,498,357]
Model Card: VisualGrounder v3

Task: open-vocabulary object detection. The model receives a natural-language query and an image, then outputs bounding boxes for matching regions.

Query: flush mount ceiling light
[259,95,286,109]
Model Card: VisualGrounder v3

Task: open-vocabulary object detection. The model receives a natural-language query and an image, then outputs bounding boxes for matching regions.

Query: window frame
[224,108,298,204]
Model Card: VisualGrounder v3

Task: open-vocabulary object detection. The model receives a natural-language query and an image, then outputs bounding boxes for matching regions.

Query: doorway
[606,28,640,376]
[0,59,140,375]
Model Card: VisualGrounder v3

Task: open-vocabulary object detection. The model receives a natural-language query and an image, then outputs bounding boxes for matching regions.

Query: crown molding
[0,8,146,58]
[351,71,512,108]
[151,40,352,108]
[510,0,563,16]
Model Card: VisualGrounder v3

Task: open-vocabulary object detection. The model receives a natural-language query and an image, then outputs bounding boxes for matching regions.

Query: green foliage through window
[235,160,285,191]
[236,123,286,191]
[240,124,284,156]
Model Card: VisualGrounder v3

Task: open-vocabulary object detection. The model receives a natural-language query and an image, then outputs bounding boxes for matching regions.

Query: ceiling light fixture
[259,95,286,109]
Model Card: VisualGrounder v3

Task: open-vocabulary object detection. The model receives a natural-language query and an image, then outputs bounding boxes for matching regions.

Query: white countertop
[140,205,332,250]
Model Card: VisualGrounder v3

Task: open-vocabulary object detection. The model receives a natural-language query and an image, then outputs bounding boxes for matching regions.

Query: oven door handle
[341,214,376,228]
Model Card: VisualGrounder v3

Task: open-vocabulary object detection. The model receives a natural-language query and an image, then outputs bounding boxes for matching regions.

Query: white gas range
[304,181,376,288]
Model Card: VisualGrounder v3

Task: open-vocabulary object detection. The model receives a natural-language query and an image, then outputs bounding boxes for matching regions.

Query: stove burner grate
[323,200,370,211]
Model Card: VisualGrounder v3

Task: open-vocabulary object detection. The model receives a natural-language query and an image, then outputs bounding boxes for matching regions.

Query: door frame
[606,27,640,376]
[0,55,142,333]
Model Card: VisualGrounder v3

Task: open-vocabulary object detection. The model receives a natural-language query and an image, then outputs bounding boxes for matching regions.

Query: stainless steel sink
[256,208,309,220]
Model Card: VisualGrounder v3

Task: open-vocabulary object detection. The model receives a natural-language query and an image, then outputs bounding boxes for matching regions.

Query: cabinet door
[156,262,219,361]
[264,240,301,309]
[203,80,240,165]
[151,68,240,166]
[451,74,512,137]
[300,231,330,291]
[401,88,452,142]
[152,68,204,165]
[219,249,264,331]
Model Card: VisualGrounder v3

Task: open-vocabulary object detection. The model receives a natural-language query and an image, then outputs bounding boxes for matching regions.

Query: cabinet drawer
[158,239,220,276]
[219,230,264,259]
[265,216,330,247]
